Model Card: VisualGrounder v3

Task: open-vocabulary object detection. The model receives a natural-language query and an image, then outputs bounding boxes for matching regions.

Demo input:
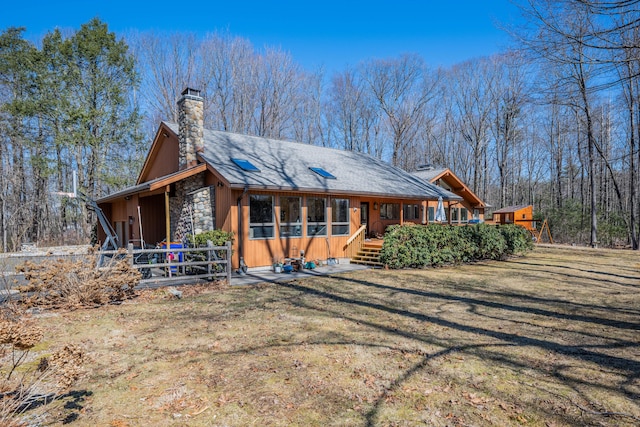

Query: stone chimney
[416,164,435,171]
[177,87,204,169]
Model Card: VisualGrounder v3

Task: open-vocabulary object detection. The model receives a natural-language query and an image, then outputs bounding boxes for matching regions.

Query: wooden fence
[99,241,233,284]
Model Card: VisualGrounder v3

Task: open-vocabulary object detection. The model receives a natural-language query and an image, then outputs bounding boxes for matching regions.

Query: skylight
[309,167,336,179]
[232,158,260,172]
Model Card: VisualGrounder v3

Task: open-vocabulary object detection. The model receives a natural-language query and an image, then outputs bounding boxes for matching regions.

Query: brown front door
[361,202,369,235]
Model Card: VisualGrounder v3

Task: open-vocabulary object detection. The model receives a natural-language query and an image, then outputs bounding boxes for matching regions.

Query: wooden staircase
[350,240,383,267]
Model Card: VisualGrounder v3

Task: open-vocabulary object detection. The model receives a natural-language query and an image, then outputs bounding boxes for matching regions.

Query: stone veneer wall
[177,92,204,169]
[170,172,215,243]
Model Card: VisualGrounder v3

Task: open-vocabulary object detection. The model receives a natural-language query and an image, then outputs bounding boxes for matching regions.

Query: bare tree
[326,67,380,152]
[449,57,496,199]
[489,52,529,207]
[362,54,440,169]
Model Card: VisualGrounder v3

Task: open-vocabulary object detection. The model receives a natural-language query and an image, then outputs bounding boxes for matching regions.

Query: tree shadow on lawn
[489,259,640,289]
[329,273,640,332]
[272,275,640,425]
[445,281,640,317]
[9,389,93,425]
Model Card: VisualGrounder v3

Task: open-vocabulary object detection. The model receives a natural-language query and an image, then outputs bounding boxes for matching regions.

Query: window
[380,203,400,220]
[307,197,327,236]
[461,208,468,222]
[280,196,302,237]
[403,204,420,220]
[232,158,260,172]
[473,208,480,219]
[309,167,336,179]
[249,194,274,238]
[452,207,459,222]
[331,198,350,236]
[428,206,435,222]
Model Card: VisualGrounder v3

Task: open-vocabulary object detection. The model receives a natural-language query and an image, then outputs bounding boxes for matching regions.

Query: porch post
[165,186,171,245]
[422,201,427,224]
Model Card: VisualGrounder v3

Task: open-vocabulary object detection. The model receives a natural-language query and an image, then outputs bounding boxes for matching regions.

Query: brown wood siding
[142,134,179,182]
[138,194,166,246]
[98,198,134,247]
[514,206,534,230]
[360,197,424,234]
[234,192,362,268]
[493,206,534,230]
[231,193,440,268]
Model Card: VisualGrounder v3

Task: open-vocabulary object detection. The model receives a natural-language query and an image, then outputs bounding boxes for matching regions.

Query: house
[412,165,486,224]
[491,205,535,231]
[97,88,461,269]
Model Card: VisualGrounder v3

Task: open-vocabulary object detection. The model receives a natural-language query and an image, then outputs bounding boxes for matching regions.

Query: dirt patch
[25,246,640,426]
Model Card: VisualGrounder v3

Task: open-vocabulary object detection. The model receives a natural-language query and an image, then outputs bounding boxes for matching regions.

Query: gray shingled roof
[163,123,461,201]
[412,168,447,182]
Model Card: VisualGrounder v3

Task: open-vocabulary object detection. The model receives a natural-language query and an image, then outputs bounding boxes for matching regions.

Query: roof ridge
[164,121,385,161]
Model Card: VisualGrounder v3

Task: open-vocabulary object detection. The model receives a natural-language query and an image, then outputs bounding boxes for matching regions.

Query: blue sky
[2,1,522,72]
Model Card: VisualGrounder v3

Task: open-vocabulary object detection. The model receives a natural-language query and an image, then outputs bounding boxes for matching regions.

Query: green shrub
[467,223,508,260]
[189,229,234,247]
[380,223,533,269]
[499,224,534,255]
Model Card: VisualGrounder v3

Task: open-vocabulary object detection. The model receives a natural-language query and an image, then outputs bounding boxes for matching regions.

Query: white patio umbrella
[435,196,446,222]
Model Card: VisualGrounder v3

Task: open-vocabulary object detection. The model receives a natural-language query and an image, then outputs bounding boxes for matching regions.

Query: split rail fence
[99,241,233,284]
[0,242,232,303]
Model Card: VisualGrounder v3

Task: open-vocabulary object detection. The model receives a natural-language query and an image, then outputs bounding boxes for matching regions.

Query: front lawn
[19,245,640,426]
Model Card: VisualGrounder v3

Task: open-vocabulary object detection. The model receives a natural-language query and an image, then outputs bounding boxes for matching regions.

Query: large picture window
[280,196,302,237]
[307,197,327,236]
[403,204,419,220]
[380,203,400,220]
[331,198,350,236]
[249,194,274,239]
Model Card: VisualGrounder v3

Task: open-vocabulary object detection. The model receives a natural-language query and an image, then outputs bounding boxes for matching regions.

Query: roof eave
[97,184,151,203]
[227,183,462,200]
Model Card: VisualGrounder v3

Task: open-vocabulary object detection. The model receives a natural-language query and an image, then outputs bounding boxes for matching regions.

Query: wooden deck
[363,238,384,248]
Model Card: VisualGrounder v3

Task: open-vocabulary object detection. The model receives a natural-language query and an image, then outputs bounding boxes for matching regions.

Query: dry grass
[28,245,640,426]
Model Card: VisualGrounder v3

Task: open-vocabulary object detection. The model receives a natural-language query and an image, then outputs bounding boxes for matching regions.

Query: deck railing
[344,225,367,259]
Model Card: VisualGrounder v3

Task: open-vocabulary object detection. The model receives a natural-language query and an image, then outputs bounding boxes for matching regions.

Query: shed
[491,205,534,231]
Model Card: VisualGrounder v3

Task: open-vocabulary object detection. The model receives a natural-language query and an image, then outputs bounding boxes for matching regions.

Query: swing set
[531,219,554,244]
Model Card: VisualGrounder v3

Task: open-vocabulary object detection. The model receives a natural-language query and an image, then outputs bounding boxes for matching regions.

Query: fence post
[127,243,134,266]
[207,240,213,280]
[226,241,232,284]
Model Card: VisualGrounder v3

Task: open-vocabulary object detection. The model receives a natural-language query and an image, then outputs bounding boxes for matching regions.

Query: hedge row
[380,223,534,269]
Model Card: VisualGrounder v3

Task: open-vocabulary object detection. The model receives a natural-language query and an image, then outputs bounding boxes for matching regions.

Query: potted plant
[273,258,283,273]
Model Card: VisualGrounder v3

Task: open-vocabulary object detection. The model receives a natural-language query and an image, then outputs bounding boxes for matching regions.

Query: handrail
[346,225,367,246]
[344,225,367,258]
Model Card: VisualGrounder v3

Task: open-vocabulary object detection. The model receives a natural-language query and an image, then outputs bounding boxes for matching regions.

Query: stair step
[353,254,381,261]
[359,248,381,254]
[351,240,383,267]
[351,259,384,267]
